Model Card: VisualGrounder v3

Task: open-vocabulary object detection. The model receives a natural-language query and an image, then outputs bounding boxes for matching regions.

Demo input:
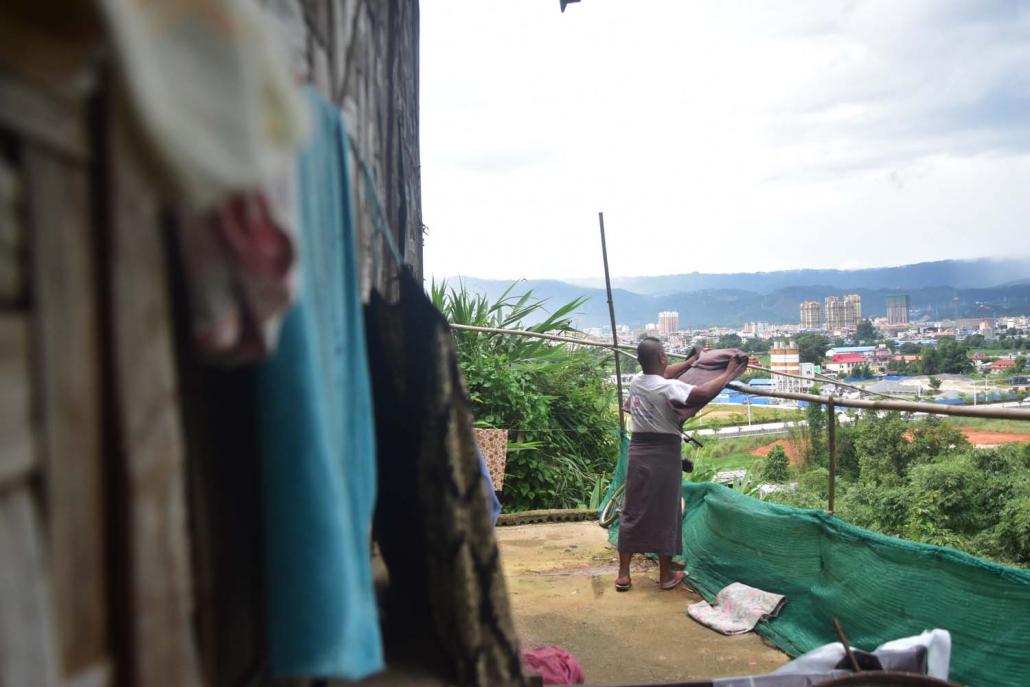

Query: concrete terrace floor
[497,521,788,685]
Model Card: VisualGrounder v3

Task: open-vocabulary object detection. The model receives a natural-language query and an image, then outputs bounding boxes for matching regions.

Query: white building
[658,311,679,334]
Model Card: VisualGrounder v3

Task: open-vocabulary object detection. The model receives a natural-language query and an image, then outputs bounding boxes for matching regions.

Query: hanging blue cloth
[257,88,383,679]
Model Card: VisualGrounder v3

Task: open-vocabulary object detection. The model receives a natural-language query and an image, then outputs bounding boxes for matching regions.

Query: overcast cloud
[420,0,1030,280]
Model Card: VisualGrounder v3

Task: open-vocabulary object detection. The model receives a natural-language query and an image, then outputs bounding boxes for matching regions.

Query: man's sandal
[614,579,632,592]
[659,571,687,590]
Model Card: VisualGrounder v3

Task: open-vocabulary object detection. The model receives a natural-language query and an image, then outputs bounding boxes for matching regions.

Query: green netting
[598,430,630,514]
[603,447,1030,687]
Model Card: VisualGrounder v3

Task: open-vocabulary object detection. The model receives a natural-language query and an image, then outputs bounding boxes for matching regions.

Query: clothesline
[447,322,905,400]
[348,135,404,268]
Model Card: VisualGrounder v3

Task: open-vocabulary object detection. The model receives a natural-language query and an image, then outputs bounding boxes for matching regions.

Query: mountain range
[450,258,1030,329]
[567,258,1030,295]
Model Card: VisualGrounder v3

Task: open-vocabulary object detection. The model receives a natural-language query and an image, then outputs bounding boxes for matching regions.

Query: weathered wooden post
[827,396,837,514]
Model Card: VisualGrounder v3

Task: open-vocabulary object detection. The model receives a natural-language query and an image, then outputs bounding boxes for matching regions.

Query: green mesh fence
[602,446,1030,687]
[598,430,630,513]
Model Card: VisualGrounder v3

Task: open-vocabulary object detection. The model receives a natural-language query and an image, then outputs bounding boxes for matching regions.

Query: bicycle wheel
[598,483,625,529]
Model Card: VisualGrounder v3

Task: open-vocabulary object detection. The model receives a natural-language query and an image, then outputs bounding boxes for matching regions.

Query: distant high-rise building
[800,300,822,329]
[886,294,910,325]
[824,296,847,330]
[658,311,679,334]
[844,294,862,328]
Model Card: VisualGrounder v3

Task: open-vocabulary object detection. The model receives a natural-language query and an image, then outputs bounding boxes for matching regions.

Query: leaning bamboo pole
[727,381,1030,420]
[447,323,906,400]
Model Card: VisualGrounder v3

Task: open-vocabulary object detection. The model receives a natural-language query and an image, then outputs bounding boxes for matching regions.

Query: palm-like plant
[431,278,588,369]
[430,279,617,511]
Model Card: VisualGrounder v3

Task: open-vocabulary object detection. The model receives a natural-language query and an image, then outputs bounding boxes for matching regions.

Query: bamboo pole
[446,323,1028,413]
[827,396,837,514]
[728,381,1030,421]
[598,212,626,431]
[450,322,609,349]
[744,364,908,401]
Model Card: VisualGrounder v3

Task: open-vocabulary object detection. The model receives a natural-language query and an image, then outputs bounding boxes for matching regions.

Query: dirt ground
[497,521,788,685]
[958,428,1030,447]
[751,438,804,465]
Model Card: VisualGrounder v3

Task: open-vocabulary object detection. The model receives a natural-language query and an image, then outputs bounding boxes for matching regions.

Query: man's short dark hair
[637,336,663,369]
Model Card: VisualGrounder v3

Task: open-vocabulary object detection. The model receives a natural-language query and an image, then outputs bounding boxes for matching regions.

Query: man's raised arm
[663,348,699,379]
[685,356,745,406]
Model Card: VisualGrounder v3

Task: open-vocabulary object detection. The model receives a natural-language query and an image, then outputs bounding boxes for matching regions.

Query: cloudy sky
[420,1,1030,281]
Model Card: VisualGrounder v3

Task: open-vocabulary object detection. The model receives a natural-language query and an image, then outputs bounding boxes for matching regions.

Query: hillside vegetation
[761,408,1030,567]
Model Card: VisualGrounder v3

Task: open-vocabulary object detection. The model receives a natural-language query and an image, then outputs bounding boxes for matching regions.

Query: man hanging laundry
[616,338,745,591]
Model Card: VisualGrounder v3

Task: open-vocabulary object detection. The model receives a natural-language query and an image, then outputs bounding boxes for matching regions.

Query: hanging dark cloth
[365,270,525,687]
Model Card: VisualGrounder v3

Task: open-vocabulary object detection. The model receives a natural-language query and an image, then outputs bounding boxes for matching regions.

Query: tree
[888,358,911,375]
[797,333,831,364]
[716,333,743,349]
[761,445,790,483]
[835,420,860,480]
[936,338,972,374]
[856,319,878,342]
[927,375,942,392]
[798,467,830,500]
[1015,356,1027,374]
[804,394,828,468]
[905,416,968,466]
[854,412,910,487]
[851,363,874,378]
[965,334,986,349]
[899,342,922,355]
[919,346,942,375]
[744,337,770,353]
[767,420,1030,566]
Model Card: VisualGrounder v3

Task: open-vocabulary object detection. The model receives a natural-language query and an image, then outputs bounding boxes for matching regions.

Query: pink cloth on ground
[523,646,585,685]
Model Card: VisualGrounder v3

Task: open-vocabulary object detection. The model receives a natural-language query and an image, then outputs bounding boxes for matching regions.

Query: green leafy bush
[766,411,1030,567]
[431,280,618,511]
[761,445,790,483]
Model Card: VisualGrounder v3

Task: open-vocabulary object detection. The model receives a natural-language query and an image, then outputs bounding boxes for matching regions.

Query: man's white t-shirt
[627,373,696,435]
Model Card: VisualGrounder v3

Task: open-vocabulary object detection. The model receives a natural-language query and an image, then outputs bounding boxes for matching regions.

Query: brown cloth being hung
[672,348,749,421]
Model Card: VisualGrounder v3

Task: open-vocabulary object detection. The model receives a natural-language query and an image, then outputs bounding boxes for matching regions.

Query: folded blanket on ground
[687,582,786,635]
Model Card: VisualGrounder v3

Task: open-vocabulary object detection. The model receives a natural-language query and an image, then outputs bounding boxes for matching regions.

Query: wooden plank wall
[0,68,201,687]
[103,112,202,687]
[0,71,110,686]
[0,2,423,685]
[264,0,423,299]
